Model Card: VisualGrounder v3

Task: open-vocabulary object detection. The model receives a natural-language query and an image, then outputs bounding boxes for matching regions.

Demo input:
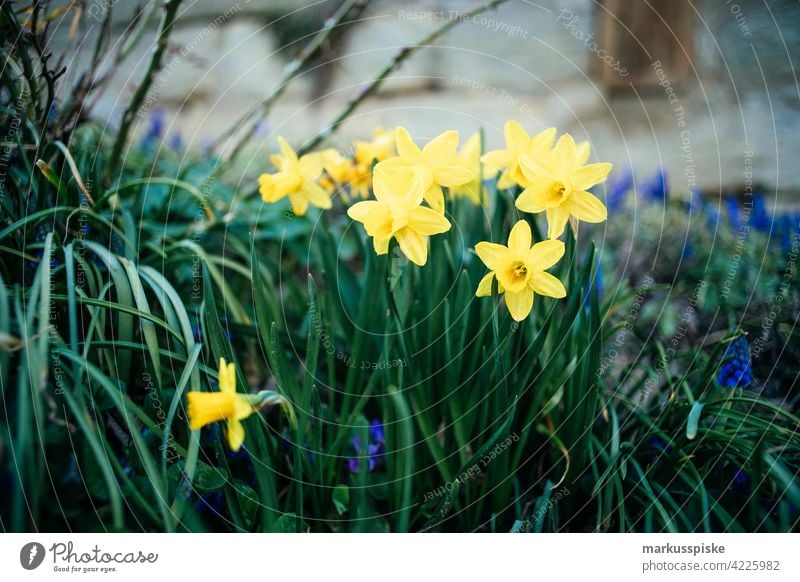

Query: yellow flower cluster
[482,120,611,239]
[258,127,492,216]
[346,127,483,264]
[256,120,611,321]
[206,121,611,447]
[475,121,612,320]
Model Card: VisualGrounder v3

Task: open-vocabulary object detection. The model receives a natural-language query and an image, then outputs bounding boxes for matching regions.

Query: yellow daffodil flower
[347,128,396,199]
[187,358,257,451]
[516,134,611,239]
[481,121,557,190]
[376,127,474,214]
[474,220,566,321]
[319,149,355,202]
[323,148,373,201]
[187,358,295,451]
[258,137,332,216]
[347,170,451,266]
[321,149,354,185]
[318,129,395,203]
[353,127,395,166]
[448,133,499,205]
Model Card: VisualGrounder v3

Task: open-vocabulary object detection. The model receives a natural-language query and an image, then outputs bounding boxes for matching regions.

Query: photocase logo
[20,542,46,570]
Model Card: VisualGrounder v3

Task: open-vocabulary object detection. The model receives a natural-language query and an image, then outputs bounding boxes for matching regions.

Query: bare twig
[106,0,183,180]
[215,0,372,165]
[299,0,512,154]
[84,5,158,127]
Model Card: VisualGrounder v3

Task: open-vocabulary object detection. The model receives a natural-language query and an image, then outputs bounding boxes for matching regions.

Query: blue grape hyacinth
[348,420,385,473]
[718,336,752,388]
[639,168,668,202]
[605,168,633,212]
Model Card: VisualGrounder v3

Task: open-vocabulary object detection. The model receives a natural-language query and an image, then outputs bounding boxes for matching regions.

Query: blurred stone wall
[61,0,800,202]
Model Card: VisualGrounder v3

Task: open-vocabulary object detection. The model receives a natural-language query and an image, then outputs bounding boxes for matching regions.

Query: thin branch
[299,0,512,154]
[215,0,372,164]
[106,0,183,180]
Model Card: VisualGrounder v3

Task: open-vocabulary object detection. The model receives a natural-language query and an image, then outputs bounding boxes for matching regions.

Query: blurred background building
[60,0,800,203]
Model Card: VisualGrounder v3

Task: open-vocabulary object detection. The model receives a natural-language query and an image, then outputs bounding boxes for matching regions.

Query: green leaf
[421,396,518,531]
[275,513,309,533]
[333,485,350,515]
[233,481,259,530]
[686,401,704,440]
[194,460,228,492]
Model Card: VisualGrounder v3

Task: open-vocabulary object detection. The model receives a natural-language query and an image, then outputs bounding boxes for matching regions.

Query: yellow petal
[373,158,417,203]
[516,183,549,213]
[519,153,557,182]
[407,173,427,207]
[361,205,394,239]
[529,127,557,155]
[496,168,518,190]
[302,181,332,209]
[575,140,591,165]
[434,165,474,187]
[571,162,612,190]
[422,130,459,168]
[272,171,302,196]
[233,393,257,421]
[475,241,509,271]
[504,289,534,321]
[226,418,245,451]
[460,133,481,159]
[529,271,567,298]
[396,228,428,266]
[475,272,495,297]
[570,190,608,223]
[395,127,422,163]
[552,134,578,174]
[374,236,390,255]
[187,391,234,430]
[258,173,279,201]
[476,272,505,297]
[481,149,513,169]
[528,239,565,271]
[480,161,499,180]
[569,215,579,239]
[269,154,284,170]
[424,184,445,214]
[219,358,235,393]
[277,137,298,164]
[453,181,482,205]
[507,220,532,256]
[347,200,382,222]
[546,205,571,239]
[409,205,451,235]
[298,154,324,181]
[504,120,530,153]
[289,193,309,216]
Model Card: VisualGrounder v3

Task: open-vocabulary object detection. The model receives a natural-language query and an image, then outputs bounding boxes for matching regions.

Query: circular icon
[19,542,46,570]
